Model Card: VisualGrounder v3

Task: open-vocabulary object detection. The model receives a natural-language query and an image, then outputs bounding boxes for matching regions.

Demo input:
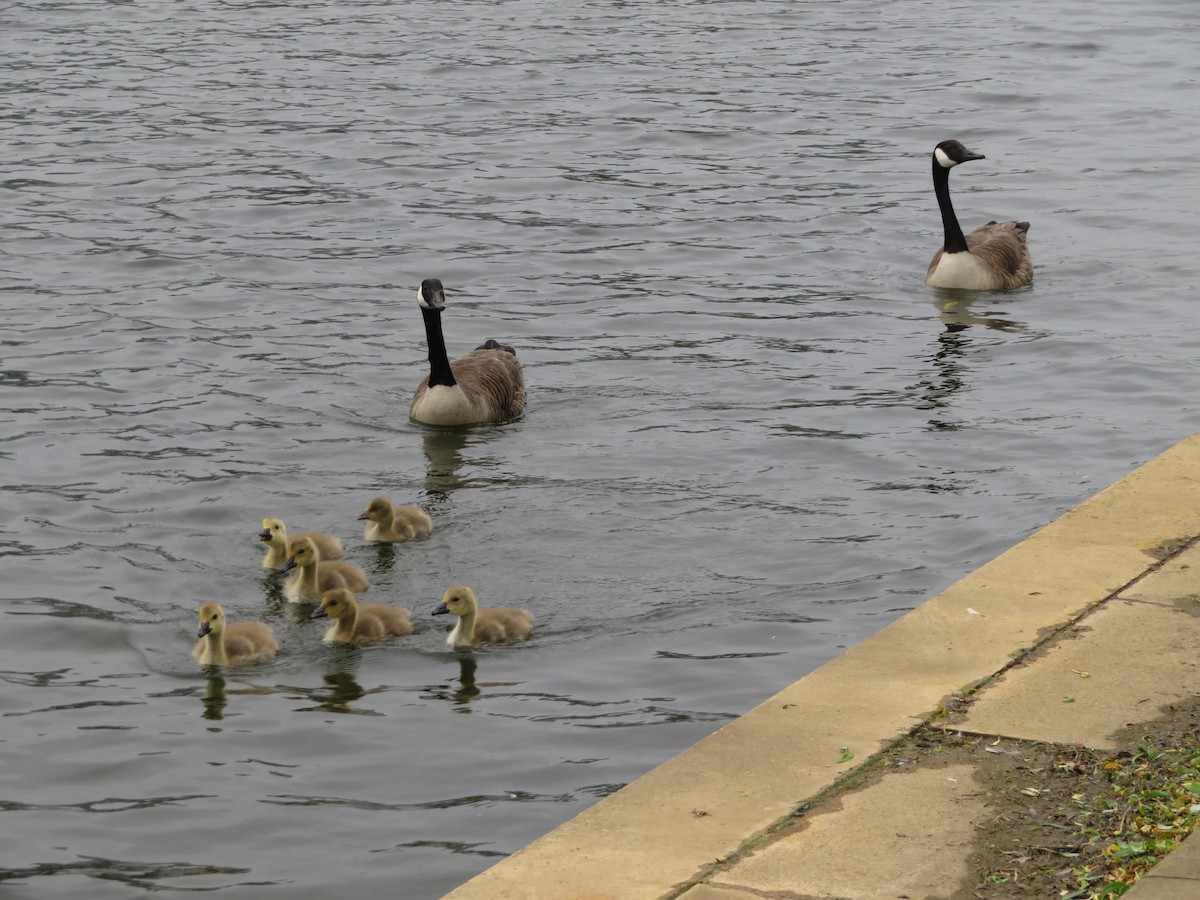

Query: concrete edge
[445,432,1200,900]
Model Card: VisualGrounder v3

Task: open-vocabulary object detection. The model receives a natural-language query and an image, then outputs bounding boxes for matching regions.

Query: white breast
[926,251,1002,290]
[412,385,481,426]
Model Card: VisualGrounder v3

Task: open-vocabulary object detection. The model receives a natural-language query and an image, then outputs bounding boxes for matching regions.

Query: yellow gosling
[259,516,345,569]
[357,497,433,543]
[281,536,369,603]
[192,602,278,667]
[431,585,533,648]
[309,588,413,644]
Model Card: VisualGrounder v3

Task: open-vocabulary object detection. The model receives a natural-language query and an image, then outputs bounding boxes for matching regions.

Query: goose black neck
[933,158,969,255]
[421,305,456,388]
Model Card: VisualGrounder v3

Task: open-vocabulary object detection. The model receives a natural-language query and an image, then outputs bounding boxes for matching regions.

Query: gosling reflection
[424,657,512,713]
[317,671,368,713]
[452,656,480,709]
[202,676,227,721]
[290,660,388,716]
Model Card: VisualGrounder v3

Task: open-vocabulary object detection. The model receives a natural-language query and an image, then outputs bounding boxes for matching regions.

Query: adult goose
[925,139,1033,291]
[409,278,526,426]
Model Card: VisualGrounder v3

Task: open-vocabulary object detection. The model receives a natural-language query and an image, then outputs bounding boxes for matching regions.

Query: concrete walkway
[446,433,1200,900]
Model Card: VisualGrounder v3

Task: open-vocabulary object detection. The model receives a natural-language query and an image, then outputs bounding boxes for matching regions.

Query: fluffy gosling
[432,585,533,648]
[357,496,433,543]
[281,536,369,603]
[309,587,413,644]
[192,602,278,667]
[260,516,344,569]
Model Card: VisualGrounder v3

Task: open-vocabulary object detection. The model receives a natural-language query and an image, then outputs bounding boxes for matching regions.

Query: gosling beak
[258,528,271,542]
[280,557,297,574]
[308,606,328,621]
[355,511,369,521]
[197,622,212,638]
[432,602,449,616]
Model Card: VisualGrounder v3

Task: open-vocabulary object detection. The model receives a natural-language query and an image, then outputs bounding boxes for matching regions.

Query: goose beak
[280,557,297,574]
[963,149,985,162]
[355,511,370,521]
[197,622,212,638]
[432,602,449,616]
[258,528,271,542]
[308,606,328,621]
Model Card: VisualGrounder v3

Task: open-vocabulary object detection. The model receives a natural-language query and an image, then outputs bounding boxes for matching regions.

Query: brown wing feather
[964,221,1033,286]
[452,349,526,420]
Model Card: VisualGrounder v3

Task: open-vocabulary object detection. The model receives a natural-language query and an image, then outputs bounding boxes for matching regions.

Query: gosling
[260,517,344,570]
[432,585,533,648]
[281,536,369,603]
[192,602,278,667]
[308,588,413,644]
[357,497,433,543]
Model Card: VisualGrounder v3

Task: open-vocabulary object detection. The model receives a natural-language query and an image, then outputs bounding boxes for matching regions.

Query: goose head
[281,536,319,573]
[357,497,391,524]
[310,587,357,622]
[417,278,446,311]
[197,602,226,638]
[933,139,985,169]
[432,585,478,617]
[260,516,285,544]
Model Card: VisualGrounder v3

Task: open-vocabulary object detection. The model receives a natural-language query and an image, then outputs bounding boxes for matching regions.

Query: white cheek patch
[934,147,956,168]
[417,286,430,308]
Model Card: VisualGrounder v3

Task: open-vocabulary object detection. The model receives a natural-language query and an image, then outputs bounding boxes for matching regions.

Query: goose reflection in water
[422,428,470,499]
[918,294,1028,431]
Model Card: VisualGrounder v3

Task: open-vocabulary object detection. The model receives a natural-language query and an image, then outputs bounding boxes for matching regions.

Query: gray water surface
[3,0,1199,896]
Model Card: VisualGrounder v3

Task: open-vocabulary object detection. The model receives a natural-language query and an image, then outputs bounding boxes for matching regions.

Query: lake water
[3,0,1199,896]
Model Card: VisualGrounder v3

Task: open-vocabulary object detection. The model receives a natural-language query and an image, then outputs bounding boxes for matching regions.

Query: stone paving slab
[1125,832,1200,898]
[954,598,1200,748]
[673,886,760,900]
[704,764,986,900]
[445,434,1200,900]
[1118,543,1200,609]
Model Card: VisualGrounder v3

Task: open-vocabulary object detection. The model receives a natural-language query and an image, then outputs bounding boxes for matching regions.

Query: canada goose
[308,587,413,643]
[259,517,345,569]
[192,602,278,667]
[432,585,533,648]
[357,496,433,543]
[281,536,369,603]
[926,140,1033,291]
[409,278,526,426]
